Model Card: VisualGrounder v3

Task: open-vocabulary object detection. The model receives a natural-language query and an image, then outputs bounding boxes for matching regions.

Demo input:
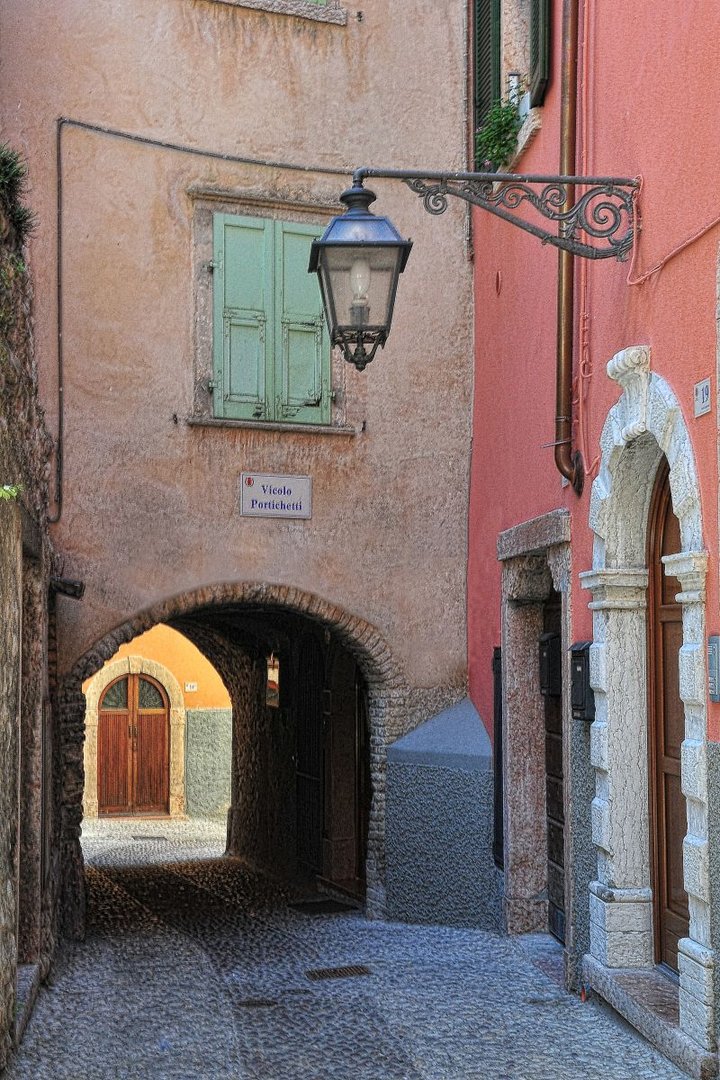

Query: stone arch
[58,582,408,938]
[580,345,712,1053]
[82,656,187,820]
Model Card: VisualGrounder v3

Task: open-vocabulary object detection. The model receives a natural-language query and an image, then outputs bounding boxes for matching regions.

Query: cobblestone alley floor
[5,819,689,1080]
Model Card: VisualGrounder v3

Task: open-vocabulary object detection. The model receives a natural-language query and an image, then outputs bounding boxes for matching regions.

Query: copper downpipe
[555,0,584,495]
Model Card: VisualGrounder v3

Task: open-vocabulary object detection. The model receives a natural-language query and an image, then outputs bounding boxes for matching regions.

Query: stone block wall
[0,501,22,1067]
[0,183,53,1060]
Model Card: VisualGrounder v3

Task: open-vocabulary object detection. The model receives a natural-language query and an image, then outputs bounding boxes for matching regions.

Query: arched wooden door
[648,459,689,972]
[98,674,170,816]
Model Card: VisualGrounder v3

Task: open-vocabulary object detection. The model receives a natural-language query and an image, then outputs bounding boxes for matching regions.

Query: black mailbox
[539,632,562,697]
[571,641,595,721]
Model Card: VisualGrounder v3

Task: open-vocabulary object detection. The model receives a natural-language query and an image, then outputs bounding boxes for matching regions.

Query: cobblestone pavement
[6,819,689,1080]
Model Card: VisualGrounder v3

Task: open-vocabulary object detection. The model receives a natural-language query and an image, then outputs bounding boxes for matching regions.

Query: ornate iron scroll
[353,168,640,261]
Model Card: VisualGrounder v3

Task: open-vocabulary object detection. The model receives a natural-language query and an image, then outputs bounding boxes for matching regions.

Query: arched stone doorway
[58,583,407,938]
[83,656,186,819]
[580,346,713,1057]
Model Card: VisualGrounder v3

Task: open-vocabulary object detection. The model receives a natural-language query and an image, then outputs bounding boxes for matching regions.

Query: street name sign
[240,472,312,519]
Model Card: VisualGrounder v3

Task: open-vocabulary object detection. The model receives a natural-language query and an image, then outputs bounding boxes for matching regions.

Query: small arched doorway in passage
[647,457,689,972]
[97,673,170,816]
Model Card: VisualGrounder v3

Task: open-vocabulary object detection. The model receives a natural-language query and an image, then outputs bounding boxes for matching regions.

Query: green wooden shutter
[529,0,550,108]
[213,214,273,421]
[275,221,329,425]
[474,0,501,140]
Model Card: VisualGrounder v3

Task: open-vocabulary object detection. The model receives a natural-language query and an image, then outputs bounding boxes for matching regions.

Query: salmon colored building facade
[467,0,720,1071]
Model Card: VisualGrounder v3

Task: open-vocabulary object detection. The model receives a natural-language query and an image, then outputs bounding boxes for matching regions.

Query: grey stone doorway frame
[580,345,713,1056]
[498,509,594,987]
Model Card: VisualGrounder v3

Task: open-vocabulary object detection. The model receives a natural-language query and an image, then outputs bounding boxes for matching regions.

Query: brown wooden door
[648,460,689,972]
[295,636,324,873]
[98,674,170,816]
[541,593,565,944]
[354,669,371,886]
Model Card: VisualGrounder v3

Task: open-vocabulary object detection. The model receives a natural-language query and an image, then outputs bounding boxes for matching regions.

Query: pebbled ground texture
[5,819,689,1080]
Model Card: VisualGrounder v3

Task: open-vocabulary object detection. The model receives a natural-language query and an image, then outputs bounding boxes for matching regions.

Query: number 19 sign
[240,472,312,519]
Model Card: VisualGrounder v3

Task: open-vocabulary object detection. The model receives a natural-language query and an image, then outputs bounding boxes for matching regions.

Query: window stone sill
[186,417,358,436]
[205,0,347,24]
[508,109,542,170]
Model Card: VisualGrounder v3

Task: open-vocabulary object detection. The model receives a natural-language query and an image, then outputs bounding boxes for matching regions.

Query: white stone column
[664,551,715,1052]
[580,568,654,968]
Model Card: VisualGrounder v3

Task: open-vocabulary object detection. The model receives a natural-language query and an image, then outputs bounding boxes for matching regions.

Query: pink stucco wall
[468,0,720,739]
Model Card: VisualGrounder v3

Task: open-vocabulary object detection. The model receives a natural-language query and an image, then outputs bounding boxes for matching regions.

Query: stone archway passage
[59,583,410,940]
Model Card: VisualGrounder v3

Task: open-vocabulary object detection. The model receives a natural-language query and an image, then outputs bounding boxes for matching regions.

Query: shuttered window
[529,0,550,108]
[475,0,551,153]
[212,214,330,425]
[474,0,501,135]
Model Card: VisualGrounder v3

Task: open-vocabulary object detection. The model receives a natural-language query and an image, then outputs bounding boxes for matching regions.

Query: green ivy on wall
[475,99,522,171]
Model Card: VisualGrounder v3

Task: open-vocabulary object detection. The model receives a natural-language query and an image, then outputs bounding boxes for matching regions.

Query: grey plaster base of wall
[185,709,232,818]
[385,761,502,930]
[705,740,720,1048]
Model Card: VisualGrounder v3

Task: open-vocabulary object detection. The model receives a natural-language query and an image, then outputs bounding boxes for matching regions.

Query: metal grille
[305,965,371,981]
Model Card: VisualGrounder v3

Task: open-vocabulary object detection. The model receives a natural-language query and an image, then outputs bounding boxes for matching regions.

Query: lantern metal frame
[309,182,413,370]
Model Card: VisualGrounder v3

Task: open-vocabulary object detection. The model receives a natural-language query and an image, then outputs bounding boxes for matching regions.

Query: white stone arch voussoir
[580,344,712,1052]
[83,656,186,819]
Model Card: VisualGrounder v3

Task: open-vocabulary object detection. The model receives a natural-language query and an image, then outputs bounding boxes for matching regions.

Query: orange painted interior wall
[82,624,231,709]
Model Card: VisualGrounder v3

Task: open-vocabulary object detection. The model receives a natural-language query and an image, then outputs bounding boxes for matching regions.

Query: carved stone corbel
[607,345,651,442]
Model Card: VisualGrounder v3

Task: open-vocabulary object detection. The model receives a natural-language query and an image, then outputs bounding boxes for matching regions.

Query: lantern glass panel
[320,245,403,335]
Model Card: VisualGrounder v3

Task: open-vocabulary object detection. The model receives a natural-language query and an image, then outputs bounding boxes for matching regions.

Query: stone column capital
[580,568,648,610]
[662,550,708,604]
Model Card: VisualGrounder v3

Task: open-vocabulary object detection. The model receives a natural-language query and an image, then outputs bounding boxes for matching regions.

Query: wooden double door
[648,460,689,972]
[540,593,565,945]
[98,674,170,816]
[294,634,370,893]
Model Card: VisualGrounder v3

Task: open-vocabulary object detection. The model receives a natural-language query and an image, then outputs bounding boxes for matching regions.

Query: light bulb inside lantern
[349,258,371,326]
[350,258,371,300]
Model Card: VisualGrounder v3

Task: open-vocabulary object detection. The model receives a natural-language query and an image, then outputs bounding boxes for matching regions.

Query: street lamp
[309,181,412,371]
[309,166,639,372]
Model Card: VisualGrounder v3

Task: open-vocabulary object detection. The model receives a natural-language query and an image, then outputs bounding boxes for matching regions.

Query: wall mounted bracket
[352,167,640,261]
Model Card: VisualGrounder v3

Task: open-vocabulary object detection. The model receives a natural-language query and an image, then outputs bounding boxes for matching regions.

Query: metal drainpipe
[555,0,584,495]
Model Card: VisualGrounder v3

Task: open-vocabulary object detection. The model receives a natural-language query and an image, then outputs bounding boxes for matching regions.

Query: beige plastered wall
[0,0,473,704]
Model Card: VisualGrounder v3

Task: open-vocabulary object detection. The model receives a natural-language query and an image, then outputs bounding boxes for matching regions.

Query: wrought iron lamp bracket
[352,167,640,261]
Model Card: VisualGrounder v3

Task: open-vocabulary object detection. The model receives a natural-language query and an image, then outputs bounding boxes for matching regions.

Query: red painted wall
[468,0,720,739]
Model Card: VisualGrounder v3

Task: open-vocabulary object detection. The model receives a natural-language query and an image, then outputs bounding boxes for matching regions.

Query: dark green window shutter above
[474,0,500,133]
[529,0,551,108]
[213,214,329,425]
